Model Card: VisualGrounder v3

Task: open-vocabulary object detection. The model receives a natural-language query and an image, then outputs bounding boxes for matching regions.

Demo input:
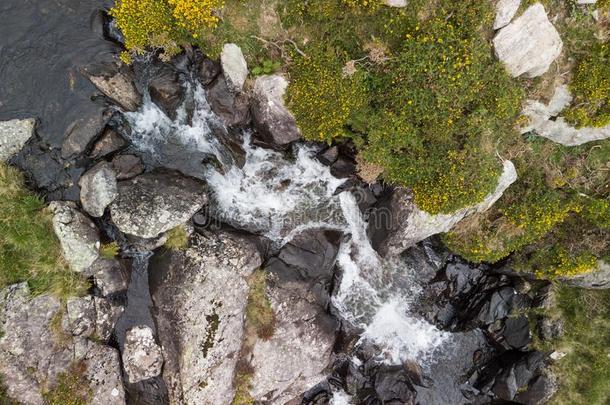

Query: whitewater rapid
[125,83,449,366]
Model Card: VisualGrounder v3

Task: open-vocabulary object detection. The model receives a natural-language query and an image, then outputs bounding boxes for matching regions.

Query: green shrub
[287,48,368,143]
[0,163,87,299]
[110,0,224,62]
[582,197,610,229]
[564,42,610,128]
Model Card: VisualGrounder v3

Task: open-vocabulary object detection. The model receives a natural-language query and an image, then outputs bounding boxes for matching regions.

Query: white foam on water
[330,390,353,405]
[126,80,450,366]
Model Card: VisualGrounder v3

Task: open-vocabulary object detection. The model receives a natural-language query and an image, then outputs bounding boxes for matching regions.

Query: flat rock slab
[493,3,562,78]
[86,70,141,112]
[221,44,248,93]
[0,118,35,162]
[109,171,207,239]
[79,161,118,217]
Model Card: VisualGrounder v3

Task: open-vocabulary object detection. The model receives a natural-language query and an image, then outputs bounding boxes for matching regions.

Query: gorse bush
[110,0,224,62]
[0,163,87,298]
[564,42,610,128]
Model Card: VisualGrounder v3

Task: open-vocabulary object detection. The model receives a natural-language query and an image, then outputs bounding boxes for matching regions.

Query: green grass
[548,286,610,404]
[0,163,88,299]
[246,271,275,340]
[43,362,92,405]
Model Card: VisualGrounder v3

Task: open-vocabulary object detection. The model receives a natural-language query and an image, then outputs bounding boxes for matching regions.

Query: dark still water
[0,0,118,146]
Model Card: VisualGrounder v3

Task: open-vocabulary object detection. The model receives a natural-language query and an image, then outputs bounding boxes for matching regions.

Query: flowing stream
[125,81,450,366]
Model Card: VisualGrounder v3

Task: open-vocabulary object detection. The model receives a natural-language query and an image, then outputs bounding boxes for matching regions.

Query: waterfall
[124,81,449,366]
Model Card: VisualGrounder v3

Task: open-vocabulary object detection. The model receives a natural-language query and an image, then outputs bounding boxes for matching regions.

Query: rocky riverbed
[0,1,608,405]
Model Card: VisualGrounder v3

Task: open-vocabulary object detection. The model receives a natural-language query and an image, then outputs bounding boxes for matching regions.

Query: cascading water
[124,79,449,367]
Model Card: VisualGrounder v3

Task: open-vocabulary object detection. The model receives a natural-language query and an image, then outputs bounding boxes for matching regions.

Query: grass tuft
[164,225,189,250]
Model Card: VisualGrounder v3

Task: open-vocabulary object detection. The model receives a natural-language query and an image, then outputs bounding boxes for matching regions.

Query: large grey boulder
[0,283,125,405]
[371,160,518,256]
[0,118,35,161]
[109,171,207,239]
[85,70,141,112]
[521,85,610,145]
[49,201,100,273]
[493,3,562,78]
[494,0,521,29]
[148,65,185,120]
[122,326,164,383]
[221,43,248,93]
[79,161,118,217]
[151,231,262,405]
[249,275,335,404]
[251,75,301,148]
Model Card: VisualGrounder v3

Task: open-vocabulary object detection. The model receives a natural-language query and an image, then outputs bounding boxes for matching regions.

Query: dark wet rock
[49,201,100,273]
[85,69,141,112]
[149,65,185,120]
[317,146,339,166]
[0,118,36,161]
[111,154,144,180]
[150,230,262,405]
[122,325,164,383]
[61,105,111,159]
[330,156,357,179]
[90,258,129,297]
[89,128,127,159]
[0,283,125,405]
[109,171,207,238]
[475,350,554,404]
[251,75,301,148]
[249,271,337,403]
[500,316,532,350]
[266,229,342,306]
[196,54,221,85]
[103,14,125,45]
[206,73,251,127]
[79,161,118,217]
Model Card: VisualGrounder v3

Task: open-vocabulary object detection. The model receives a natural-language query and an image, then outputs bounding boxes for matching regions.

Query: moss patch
[246,271,275,340]
[164,225,189,251]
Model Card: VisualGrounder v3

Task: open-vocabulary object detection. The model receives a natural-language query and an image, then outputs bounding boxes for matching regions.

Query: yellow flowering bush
[110,0,224,62]
[340,0,382,9]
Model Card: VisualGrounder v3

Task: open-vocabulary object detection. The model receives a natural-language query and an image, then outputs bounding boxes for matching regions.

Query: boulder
[111,154,144,180]
[66,296,97,337]
[89,128,127,159]
[493,3,562,78]
[79,161,118,218]
[384,0,407,7]
[251,75,301,148]
[122,326,164,383]
[93,297,124,342]
[494,0,521,29]
[109,171,207,238]
[90,258,129,296]
[522,85,610,145]
[0,118,35,162]
[249,274,336,404]
[371,160,517,256]
[206,74,251,127]
[561,260,610,289]
[197,56,221,86]
[150,231,262,405]
[61,106,110,159]
[148,65,185,120]
[85,70,141,111]
[220,44,248,93]
[49,201,100,273]
[0,283,125,405]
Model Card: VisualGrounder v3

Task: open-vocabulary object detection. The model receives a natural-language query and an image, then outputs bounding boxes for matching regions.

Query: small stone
[122,326,164,383]
[220,44,248,93]
[86,70,141,111]
[384,0,407,6]
[111,154,144,180]
[79,161,118,218]
[89,129,127,160]
[0,118,35,162]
